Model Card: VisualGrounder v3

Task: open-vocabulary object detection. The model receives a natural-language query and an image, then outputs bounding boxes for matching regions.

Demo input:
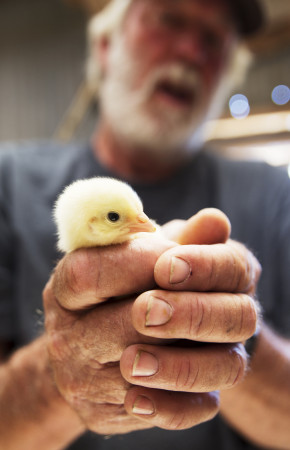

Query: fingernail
[170,256,191,284]
[146,296,172,326]
[132,350,158,377]
[132,395,155,415]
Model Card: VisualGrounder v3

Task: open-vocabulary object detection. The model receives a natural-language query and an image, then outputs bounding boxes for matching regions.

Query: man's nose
[173,30,208,66]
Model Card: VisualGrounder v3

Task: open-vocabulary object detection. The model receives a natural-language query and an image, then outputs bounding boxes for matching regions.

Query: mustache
[144,63,201,97]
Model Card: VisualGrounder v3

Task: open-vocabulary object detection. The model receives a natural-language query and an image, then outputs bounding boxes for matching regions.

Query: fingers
[162,209,231,245]
[161,219,186,242]
[125,388,219,430]
[154,240,261,294]
[52,236,176,310]
[44,286,154,433]
[131,290,258,343]
[177,208,231,245]
[121,340,243,430]
[74,401,153,435]
[44,267,166,435]
[120,343,247,393]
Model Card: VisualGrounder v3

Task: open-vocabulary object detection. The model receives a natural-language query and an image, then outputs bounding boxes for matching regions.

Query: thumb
[178,208,231,245]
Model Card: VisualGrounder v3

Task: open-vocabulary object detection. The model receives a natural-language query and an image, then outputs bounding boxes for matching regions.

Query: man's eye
[158,12,186,31]
[107,212,120,222]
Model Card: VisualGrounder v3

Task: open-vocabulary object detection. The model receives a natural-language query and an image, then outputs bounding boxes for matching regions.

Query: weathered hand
[119,210,261,429]
[44,208,261,434]
[43,236,176,435]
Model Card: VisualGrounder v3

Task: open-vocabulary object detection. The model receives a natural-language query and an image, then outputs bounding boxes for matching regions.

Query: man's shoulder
[0,140,99,209]
[203,148,290,193]
[0,139,86,167]
[204,147,275,174]
[0,139,93,188]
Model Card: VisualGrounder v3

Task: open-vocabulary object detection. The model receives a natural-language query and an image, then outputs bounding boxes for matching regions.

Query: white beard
[99,33,212,159]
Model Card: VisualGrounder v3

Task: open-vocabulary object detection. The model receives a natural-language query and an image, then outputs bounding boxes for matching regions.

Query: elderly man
[0,0,290,449]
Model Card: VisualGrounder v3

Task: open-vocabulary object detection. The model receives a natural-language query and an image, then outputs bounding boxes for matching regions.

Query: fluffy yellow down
[53,177,156,253]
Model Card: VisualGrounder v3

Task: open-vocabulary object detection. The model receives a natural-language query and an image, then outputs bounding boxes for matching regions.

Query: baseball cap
[226,0,265,36]
[89,0,265,37]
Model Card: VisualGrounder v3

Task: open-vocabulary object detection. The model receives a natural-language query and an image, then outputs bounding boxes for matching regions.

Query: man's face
[99,0,238,156]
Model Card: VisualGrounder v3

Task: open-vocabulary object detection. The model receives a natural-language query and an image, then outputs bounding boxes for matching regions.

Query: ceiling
[0,0,288,163]
[64,0,290,21]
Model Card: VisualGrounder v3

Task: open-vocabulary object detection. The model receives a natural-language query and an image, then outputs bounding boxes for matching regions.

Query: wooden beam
[248,18,290,55]
[207,110,290,140]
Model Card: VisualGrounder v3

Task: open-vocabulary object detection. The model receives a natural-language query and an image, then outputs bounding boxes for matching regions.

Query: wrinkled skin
[43,209,260,434]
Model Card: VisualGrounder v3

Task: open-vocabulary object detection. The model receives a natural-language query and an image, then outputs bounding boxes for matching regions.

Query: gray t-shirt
[0,140,290,449]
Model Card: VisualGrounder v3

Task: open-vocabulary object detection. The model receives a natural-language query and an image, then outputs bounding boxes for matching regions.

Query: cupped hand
[43,236,176,435]
[120,209,261,430]
[43,208,261,434]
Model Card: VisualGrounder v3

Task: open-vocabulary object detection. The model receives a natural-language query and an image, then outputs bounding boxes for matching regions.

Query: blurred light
[271,85,290,106]
[229,94,250,119]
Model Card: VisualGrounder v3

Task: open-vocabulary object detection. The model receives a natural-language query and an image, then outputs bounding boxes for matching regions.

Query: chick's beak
[128,213,156,233]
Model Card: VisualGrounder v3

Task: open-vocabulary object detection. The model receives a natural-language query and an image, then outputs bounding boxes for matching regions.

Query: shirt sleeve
[272,168,290,337]
[256,164,290,338]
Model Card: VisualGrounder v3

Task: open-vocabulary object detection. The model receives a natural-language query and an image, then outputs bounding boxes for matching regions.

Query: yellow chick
[53,177,157,252]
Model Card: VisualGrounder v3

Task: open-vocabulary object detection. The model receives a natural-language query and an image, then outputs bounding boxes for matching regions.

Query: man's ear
[96,35,110,75]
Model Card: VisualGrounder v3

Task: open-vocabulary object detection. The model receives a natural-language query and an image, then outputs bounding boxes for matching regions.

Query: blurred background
[0,0,289,170]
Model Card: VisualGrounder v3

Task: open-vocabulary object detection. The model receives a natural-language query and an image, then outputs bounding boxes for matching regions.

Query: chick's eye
[107,211,120,222]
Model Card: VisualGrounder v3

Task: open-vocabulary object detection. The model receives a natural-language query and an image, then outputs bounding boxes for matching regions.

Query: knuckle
[242,252,253,291]
[240,294,258,338]
[63,375,102,409]
[66,371,96,402]
[231,244,261,294]
[43,289,66,333]
[65,250,92,295]
[42,280,52,306]
[42,286,54,321]
[227,343,247,387]
[165,392,219,430]
[207,252,218,289]
[255,258,262,280]
[166,410,189,430]
[174,356,199,391]
[207,391,220,417]
[202,392,220,422]
[47,328,75,362]
[187,294,217,341]
[229,247,244,291]
[63,376,81,402]
[226,294,258,341]
[188,295,207,339]
[55,250,99,309]
[226,242,250,292]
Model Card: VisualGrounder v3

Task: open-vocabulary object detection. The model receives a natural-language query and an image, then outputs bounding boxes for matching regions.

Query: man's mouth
[153,80,195,109]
